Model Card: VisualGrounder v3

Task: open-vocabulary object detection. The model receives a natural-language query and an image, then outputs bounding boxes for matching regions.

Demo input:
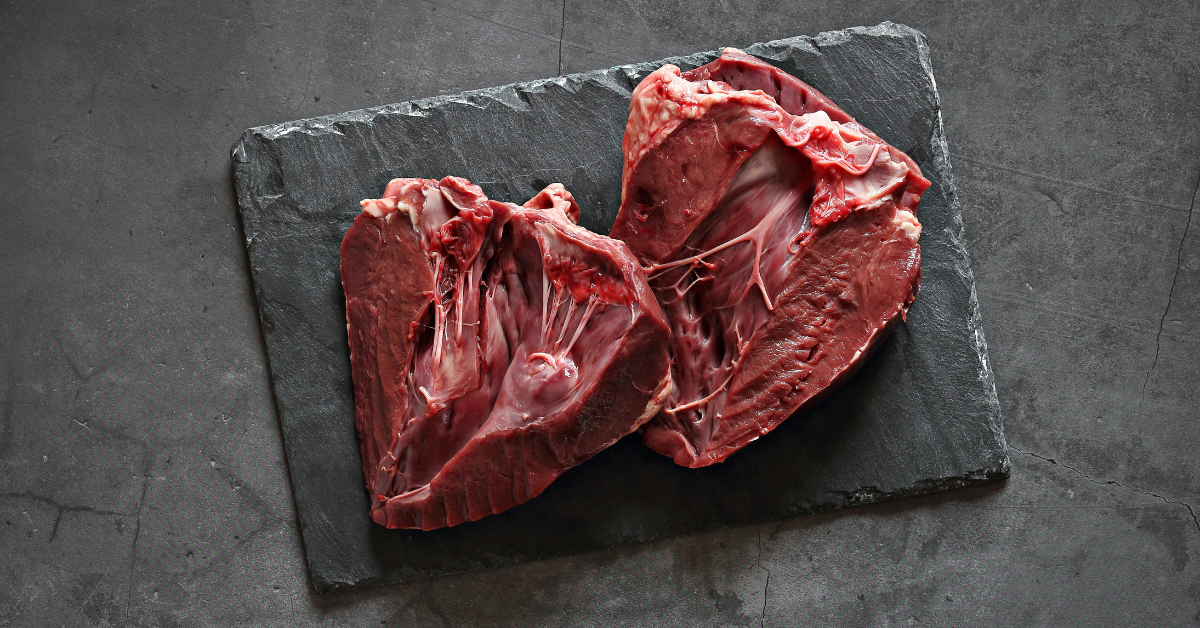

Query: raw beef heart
[611,49,931,467]
[341,177,672,529]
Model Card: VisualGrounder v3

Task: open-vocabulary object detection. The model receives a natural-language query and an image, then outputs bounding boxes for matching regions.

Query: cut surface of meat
[342,177,671,529]
[611,49,930,467]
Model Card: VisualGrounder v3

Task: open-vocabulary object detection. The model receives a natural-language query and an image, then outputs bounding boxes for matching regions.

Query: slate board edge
[231,23,926,151]
[911,30,1011,471]
[310,464,1008,595]
[228,21,1011,594]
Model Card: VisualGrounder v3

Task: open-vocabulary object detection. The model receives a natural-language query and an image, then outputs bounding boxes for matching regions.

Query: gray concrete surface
[1,0,1196,625]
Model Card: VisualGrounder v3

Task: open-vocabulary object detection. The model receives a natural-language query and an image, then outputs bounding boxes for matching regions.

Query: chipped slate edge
[910,27,1010,474]
[232,52,717,147]
[229,22,1010,593]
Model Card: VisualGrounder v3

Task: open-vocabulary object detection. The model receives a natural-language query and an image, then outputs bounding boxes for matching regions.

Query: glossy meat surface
[342,177,671,529]
[612,50,930,467]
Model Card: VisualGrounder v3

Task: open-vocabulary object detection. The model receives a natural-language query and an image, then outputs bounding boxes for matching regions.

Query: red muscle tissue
[343,49,932,529]
[610,50,931,467]
[341,177,671,529]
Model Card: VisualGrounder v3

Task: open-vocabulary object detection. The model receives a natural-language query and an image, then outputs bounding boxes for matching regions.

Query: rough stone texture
[1,0,1197,625]
[231,24,1006,593]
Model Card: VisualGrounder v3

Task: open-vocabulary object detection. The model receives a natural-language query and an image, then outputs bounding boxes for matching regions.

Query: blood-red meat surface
[611,50,931,467]
[341,177,672,529]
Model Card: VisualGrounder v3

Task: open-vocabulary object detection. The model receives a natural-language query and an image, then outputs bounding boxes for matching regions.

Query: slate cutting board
[231,22,1009,594]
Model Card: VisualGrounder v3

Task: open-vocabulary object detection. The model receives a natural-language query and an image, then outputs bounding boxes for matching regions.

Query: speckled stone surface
[2,0,1197,625]
[232,24,1007,594]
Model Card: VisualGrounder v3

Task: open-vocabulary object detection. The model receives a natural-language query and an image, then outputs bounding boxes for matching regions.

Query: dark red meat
[611,50,930,467]
[342,177,671,529]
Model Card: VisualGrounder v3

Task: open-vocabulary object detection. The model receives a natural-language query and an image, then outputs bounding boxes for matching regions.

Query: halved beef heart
[611,50,931,467]
[342,177,672,529]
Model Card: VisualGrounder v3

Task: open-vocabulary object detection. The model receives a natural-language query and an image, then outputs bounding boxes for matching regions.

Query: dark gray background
[1,0,1196,625]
